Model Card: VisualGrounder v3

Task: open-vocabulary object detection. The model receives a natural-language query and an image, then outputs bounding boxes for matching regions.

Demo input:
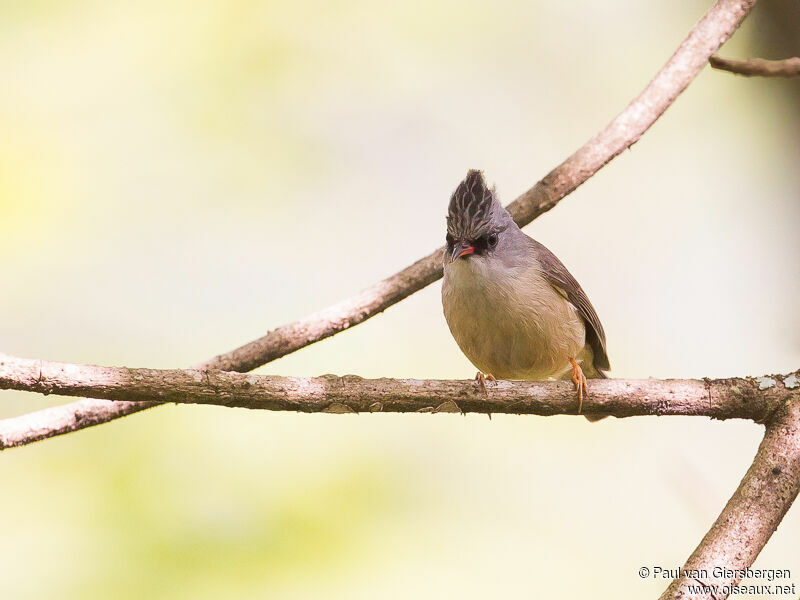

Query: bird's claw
[569,358,589,414]
[474,372,496,395]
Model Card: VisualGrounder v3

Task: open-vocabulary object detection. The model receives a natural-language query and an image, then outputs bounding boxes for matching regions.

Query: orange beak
[450,241,475,262]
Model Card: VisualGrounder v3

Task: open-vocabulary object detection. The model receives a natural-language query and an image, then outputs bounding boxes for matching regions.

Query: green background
[2,1,799,598]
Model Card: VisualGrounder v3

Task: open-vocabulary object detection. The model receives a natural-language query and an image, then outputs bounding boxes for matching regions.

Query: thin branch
[0,0,758,449]
[204,0,758,375]
[0,355,796,432]
[710,55,800,77]
[659,398,800,600]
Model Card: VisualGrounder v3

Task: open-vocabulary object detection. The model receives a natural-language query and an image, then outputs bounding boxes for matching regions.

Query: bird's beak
[450,241,475,263]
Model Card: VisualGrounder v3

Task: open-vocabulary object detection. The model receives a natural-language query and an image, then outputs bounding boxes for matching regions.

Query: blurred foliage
[1,1,798,598]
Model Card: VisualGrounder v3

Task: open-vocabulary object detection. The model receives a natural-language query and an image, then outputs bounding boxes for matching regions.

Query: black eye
[487,233,498,248]
[445,233,454,246]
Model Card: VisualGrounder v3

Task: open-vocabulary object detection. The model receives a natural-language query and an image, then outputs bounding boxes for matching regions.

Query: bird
[441,169,610,419]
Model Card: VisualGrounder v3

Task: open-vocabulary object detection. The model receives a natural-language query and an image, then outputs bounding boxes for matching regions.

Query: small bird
[441,170,610,419]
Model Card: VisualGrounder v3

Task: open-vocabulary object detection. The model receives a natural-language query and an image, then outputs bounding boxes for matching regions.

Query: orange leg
[569,358,589,414]
[474,372,496,395]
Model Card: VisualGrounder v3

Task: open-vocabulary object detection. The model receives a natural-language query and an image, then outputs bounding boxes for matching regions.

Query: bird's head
[444,170,515,265]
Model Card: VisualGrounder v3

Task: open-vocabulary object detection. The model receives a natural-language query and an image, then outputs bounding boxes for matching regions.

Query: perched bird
[441,170,610,418]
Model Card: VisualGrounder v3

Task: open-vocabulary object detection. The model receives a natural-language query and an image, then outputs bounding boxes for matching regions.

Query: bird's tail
[583,414,607,422]
[583,368,608,422]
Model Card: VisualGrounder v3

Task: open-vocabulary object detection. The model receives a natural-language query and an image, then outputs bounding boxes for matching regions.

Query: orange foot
[474,372,496,395]
[569,358,589,414]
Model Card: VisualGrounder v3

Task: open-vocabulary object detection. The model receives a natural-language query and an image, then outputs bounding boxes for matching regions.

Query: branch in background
[659,398,800,600]
[0,0,758,450]
[204,0,759,375]
[710,55,800,77]
[0,355,796,433]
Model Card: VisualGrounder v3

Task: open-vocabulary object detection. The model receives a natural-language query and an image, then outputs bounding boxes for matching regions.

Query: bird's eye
[487,233,498,248]
[445,233,454,247]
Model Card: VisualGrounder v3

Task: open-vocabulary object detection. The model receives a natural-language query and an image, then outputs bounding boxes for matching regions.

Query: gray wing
[527,237,610,372]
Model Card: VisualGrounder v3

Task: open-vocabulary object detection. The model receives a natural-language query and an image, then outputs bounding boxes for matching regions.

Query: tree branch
[8,354,795,600]
[709,55,800,77]
[0,355,796,434]
[659,397,800,600]
[203,0,758,375]
[0,0,758,449]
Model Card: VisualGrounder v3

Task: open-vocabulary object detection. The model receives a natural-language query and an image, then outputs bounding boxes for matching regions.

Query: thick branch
[0,355,796,433]
[0,0,758,449]
[660,397,800,600]
[710,55,800,77]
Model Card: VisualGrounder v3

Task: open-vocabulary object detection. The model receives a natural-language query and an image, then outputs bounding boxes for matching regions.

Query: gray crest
[447,169,514,240]
[446,170,507,240]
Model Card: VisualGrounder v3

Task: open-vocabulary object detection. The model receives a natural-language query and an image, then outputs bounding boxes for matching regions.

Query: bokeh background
[2,1,799,598]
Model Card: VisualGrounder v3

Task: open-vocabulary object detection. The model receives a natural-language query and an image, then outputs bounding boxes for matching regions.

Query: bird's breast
[442,257,585,380]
